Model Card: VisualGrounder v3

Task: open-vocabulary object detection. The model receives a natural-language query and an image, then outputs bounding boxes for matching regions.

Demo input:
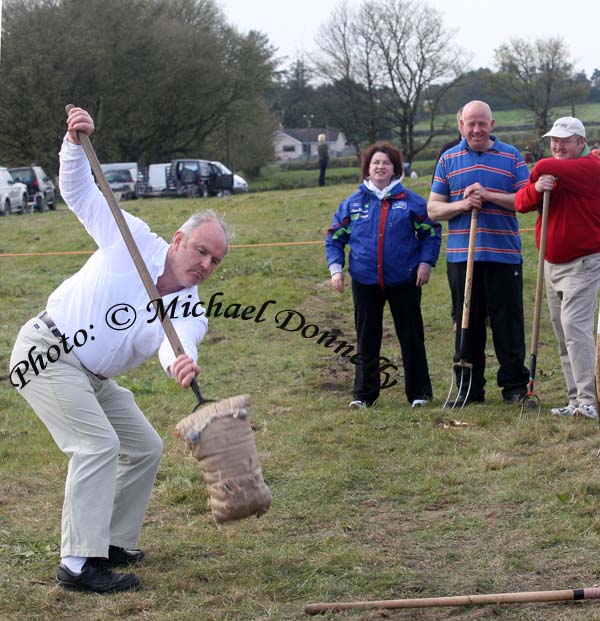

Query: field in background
[255,103,600,192]
[2,183,600,620]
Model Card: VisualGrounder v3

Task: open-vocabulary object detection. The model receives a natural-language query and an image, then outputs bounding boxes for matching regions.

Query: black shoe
[95,545,146,568]
[57,559,140,594]
[503,391,527,404]
[443,394,485,409]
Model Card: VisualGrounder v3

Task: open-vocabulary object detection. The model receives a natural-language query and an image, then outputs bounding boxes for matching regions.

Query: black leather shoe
[95,545,145,568]
[443,394,485,409]
[503,391,527,404]
[57,560,140,594]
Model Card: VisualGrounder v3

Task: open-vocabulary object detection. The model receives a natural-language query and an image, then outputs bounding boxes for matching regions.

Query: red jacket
[514,154,600,263]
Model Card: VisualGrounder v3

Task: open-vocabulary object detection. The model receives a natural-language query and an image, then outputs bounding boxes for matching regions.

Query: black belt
[38,311,62,338]
[37,311,108,380]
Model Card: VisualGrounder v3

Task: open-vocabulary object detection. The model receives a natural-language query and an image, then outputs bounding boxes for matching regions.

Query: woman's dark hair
[360,143,404,181]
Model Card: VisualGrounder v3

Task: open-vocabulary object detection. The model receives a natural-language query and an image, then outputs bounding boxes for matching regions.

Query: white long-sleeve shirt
[47,138,207,378]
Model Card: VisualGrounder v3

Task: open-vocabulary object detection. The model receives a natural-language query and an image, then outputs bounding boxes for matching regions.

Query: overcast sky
[220,0,597,78]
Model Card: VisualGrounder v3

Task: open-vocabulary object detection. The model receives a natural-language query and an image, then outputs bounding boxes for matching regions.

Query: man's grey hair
[178,209,234,246]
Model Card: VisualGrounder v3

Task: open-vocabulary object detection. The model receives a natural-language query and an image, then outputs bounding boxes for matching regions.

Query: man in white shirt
[9,107,230,593]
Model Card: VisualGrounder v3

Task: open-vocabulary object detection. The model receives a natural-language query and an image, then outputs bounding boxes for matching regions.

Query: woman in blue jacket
[326,143,441,408]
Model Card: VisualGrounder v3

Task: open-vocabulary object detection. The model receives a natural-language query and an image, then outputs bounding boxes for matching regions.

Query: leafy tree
[590,69,600,102]
[0,0,277,175]
[266,57,325,129]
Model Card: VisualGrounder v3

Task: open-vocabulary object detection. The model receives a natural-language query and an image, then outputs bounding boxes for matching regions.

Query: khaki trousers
[544,253,600,406]
[10,317,163,558]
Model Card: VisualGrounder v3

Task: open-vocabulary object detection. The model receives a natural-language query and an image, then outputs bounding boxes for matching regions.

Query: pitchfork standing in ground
[515,117,600,420]
[9,108,231,594]
[427,100,530,408]
[326,142,441,409]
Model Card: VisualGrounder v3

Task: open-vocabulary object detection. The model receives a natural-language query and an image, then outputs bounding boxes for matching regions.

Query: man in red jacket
[515,117,600,419]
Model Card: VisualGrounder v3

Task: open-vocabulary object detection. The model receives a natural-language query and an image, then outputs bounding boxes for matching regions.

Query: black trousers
[318,159,327,186]
[352,280,433,404]
[447,261,529,399]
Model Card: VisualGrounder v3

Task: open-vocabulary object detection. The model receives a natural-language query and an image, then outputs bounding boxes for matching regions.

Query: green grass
[415,102,600,132]
[253,102,600,192]
[2,185,600,620]
[249,166,361,192]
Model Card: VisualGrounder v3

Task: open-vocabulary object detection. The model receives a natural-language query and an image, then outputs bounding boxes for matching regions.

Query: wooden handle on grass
[305,586,600,614]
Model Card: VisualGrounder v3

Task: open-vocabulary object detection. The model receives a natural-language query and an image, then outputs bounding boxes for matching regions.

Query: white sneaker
[349,400,367,409]
[575,403,598,419]
[411,398,429,408]
[550,404,577,417]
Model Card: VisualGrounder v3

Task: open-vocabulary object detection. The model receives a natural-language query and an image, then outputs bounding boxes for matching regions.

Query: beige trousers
[10,317,163,558]
[544,253,600,406]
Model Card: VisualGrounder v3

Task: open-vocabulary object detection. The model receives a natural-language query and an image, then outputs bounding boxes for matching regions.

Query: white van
[147,163,170,194]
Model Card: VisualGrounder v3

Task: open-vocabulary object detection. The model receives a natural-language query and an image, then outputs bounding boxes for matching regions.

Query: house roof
[282,128,342,143]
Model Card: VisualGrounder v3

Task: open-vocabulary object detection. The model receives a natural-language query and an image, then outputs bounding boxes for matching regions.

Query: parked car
[0,167,29,215]
[8,165,56,211]
[210,161,248,194]
[233,174,248,193]
[166,159,233,198]
[104,168,136,200]
[100,162,140,198]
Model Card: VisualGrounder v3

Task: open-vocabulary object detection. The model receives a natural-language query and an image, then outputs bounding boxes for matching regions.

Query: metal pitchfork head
[443,209,478,412]
[442,360,473,411]
[519,390,541,420]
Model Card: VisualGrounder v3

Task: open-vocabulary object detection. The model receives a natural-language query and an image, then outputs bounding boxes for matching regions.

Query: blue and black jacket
[326,179,441,287]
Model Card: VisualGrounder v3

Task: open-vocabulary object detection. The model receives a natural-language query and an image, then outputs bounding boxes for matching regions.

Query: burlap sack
[175,394,272,524]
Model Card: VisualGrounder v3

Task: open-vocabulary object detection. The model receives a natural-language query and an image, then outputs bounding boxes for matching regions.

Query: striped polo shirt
[431,136,529,264]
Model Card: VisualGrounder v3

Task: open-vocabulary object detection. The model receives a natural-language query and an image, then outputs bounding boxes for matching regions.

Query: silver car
[105,168,136,200]
[0,167,29,215]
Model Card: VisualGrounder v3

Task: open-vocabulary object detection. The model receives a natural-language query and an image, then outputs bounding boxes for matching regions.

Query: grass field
[255,103,600,193]
[415,103,600,134]
[2,182,600,621]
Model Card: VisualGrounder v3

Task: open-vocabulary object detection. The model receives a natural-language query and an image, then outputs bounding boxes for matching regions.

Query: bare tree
[314,0,470,162]
[365,1,470,162]
[494,37,586,158]
[313,2,388,152]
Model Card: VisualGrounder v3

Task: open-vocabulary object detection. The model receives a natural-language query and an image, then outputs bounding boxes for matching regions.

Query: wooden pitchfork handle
[65,104,209,408]
[304,586,600,614]
[458,206,479,359]
[597,308,600,427]
[529,190,550,378]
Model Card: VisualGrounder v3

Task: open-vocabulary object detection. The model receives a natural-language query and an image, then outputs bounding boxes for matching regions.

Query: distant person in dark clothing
[318,133,329,186]
[523,146,535,164]
[431,107,463,185]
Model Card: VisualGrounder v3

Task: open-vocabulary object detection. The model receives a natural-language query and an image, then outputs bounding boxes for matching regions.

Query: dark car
[166,159,233,198]
[8,165,56,212]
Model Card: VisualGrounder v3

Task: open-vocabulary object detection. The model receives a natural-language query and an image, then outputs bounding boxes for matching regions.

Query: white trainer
[411,399,429,408]
[575,403,598,420]
[550,404,578,417]
[349,400,367,409]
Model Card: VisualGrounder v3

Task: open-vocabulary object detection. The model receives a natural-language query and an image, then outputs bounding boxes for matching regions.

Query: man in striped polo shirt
[428,100,530,407]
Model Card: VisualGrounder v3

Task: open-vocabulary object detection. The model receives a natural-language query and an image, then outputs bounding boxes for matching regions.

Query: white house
[273,128,348,161]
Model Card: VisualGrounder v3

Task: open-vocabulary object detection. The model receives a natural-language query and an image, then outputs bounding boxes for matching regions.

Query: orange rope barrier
[0,228,537,258]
